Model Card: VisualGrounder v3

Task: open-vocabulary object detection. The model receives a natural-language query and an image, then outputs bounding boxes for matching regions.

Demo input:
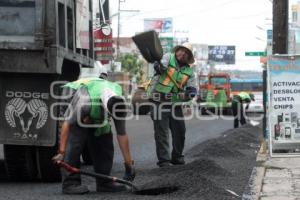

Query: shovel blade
[132,30,163,63]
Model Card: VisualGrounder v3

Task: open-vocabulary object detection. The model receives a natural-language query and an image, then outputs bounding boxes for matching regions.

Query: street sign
[208,45,235,64]
[245,52,266,56]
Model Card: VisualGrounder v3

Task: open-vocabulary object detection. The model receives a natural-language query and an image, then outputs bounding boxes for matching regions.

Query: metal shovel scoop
[55,160,179,195]
[55,160,139,191]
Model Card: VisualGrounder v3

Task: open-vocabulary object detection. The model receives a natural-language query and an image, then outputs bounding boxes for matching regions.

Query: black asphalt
[0,115,261,200]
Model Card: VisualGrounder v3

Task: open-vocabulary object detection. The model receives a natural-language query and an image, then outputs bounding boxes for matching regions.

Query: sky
[95,0,298,71]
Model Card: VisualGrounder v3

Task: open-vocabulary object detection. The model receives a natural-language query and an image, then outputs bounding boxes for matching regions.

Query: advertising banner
[268,55,300,156]
[76,0,90,49]
[144,18,173,33]
[208,45,235,64]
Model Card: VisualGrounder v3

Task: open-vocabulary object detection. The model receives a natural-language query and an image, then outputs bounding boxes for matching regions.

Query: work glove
[153,61,161,75]
[52,152,64,164]
[185,86,197,99]
[123,161,136,182]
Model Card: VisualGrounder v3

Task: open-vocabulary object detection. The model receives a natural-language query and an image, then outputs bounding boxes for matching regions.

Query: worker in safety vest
[147,42,197,168]
[52,78,135,194]
[231,92,255,128]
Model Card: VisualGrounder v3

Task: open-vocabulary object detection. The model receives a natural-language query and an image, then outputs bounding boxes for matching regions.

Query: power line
[117,0,239,19]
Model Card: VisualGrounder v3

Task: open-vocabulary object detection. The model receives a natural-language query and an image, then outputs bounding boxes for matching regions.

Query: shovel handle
[167,71,182,89]
[55,160,80,174]
[80,171,138,190]
[55,160,138,190]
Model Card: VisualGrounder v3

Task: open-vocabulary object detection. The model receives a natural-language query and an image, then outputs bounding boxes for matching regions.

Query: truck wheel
[36,146,61,182]
[81,145,93,165]
[4,145,37,181]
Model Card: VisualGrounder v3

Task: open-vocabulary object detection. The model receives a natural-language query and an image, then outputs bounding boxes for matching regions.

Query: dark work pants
[231,101,246,128]
[151,102,186,165]
[62,124,113,188]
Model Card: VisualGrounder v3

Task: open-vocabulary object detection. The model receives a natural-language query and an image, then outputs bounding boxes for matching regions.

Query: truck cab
[200,72,231,115]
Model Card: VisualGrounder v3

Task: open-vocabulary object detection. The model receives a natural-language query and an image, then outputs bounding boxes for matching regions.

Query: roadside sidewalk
[243,141,300,200]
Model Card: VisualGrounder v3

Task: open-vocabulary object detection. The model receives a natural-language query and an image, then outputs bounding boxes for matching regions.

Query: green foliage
[117,53,145,83]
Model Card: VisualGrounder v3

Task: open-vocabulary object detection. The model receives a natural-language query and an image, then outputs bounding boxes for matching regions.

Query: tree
[117,53,145,83]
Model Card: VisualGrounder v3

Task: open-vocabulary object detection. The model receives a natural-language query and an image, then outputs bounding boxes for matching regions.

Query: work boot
[97,182,128,192]
[157,161,171,168]
[171,157,185,165]
[62,184,89,195]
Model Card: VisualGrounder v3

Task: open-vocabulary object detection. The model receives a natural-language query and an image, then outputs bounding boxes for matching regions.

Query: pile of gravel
[107,124,262,200]
[0,125,261,200]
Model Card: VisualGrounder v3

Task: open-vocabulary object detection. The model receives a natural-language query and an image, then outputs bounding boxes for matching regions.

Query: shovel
[55,160,139,191]
[132,30,163,63]
[132,31,182,90]
[55,160,179,195]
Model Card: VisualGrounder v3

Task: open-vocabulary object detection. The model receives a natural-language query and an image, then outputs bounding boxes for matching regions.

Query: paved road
[115,115,233,170]
[0,114,233,200]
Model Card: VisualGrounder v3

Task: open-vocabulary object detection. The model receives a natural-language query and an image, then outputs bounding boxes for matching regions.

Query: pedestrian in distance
[231,92,255,128]
[147,42,197,168]
[52,77,135,194]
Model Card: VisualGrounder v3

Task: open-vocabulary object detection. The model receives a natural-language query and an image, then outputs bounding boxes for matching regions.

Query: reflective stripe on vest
[179,74,189,88]
[155,53,193,94]
[162,67,176,86]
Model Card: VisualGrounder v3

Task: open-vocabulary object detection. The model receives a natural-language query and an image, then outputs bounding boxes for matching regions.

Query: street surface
[0,115,233,199]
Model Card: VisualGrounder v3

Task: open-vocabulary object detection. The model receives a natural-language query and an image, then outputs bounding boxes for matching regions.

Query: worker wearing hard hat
[231,92,255,128]
[147,42,197,168]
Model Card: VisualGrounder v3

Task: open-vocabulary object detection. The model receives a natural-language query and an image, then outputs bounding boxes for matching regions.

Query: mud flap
[0,74,57,146]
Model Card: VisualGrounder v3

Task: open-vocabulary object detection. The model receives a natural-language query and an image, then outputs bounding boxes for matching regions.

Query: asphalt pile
[0,124,262,200]
[104,124,262,200]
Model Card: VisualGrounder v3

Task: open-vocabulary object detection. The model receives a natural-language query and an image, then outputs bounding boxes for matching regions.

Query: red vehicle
[199,72,231,114]
[198,73,231,102]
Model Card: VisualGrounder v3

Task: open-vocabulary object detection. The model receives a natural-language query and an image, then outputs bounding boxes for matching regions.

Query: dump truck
[199,72,232,115]
[197,73,208,102]
[0,0,95,181]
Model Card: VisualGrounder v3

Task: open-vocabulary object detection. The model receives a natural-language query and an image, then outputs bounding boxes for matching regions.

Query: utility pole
[262,0,289,146]
[272,0,289,54]
[116,0,139,59]
[116,0,122,59]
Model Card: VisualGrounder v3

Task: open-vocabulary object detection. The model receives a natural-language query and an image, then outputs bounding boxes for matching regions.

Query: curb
[242,139,268,200]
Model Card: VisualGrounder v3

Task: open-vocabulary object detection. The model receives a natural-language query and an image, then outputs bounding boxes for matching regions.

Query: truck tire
[36,146,61,182]
[4,145,37,181]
